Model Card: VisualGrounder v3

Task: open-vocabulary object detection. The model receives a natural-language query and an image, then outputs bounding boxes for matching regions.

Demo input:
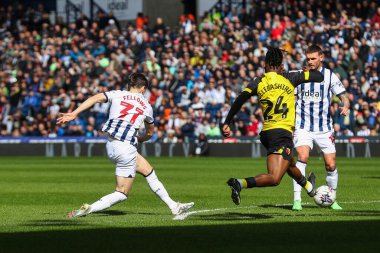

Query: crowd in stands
[0,0,379,141]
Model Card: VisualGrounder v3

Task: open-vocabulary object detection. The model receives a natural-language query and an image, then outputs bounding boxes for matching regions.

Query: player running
[222,47,324,205]
[291,45,349,211]
[58,73,193,217]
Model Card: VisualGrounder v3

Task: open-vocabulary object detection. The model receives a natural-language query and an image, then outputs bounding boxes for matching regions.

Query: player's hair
[128,73,149,90]
[306,44,323,55]
[265,47,283,68]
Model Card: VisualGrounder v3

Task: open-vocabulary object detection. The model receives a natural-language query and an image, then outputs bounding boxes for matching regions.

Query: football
[313,185,336,207]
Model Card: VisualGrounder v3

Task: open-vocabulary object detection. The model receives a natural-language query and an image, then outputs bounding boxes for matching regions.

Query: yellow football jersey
[244,71,313,133]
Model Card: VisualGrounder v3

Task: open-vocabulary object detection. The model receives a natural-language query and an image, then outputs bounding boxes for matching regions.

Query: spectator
[371,7,380,27]
[246,114,262,136]
[163,129,178,143]
[181,117,196,141]
[206,121,221,137]
[0,1,378,138]
[357,124,371,136]
[193,133,209,156]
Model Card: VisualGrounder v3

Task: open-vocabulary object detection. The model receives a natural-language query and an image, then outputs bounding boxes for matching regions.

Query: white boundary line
[173,200,380,220]
[274,200,380,207]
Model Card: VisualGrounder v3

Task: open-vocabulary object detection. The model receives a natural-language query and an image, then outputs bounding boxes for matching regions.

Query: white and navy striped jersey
[295,67,346,132]
[101,90,154,145]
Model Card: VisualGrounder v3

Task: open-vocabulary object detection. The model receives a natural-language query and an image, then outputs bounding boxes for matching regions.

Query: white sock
[145,169,177,210]
[293,161,306,201]
[326,169,338,190]
[90,191,127,213]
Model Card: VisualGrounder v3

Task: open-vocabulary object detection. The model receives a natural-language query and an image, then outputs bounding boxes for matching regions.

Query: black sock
[245,177,257,188]
[295,176,307,187]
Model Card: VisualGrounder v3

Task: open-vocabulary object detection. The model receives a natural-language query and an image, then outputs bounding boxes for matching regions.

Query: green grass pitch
[0,156,379,253]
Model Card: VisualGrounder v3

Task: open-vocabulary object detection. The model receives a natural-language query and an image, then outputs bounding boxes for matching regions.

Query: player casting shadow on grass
[291,44,349,211]
[58,73,193,218]
[222,47,324,205]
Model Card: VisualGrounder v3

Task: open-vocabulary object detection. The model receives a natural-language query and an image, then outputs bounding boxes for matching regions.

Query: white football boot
[171,202,194,215]
[66,203,92,218]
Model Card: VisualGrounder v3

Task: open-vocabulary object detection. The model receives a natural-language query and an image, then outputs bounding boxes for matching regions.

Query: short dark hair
[128,73,149,89]
[265,47,283,68]
[306,44,323,55]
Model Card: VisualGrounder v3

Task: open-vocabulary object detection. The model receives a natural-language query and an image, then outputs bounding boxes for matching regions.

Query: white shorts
[293,129,336,154]
[106,139,137,178]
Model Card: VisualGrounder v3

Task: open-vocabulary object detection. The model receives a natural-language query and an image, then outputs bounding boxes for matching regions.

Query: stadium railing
[0,136,378,158]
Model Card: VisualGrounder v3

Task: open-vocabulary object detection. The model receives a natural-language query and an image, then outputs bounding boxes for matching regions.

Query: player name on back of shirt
[123,95,148,110]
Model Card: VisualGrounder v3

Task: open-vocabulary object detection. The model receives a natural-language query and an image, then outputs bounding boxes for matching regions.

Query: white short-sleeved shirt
[295,67,346,132]
[101,90,153,145]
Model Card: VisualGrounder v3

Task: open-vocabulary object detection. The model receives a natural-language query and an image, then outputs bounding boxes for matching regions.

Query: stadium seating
[0,1,379,140]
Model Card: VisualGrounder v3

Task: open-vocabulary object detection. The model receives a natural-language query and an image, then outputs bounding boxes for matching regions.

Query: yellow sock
[304,181,313,193]
[241,179,248,188]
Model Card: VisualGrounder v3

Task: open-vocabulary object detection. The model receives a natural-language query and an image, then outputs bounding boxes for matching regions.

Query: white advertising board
[56,0,142,21]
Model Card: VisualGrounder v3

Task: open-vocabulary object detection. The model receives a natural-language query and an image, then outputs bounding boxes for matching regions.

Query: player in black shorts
[222,47,324,205]
[259,129,294,161]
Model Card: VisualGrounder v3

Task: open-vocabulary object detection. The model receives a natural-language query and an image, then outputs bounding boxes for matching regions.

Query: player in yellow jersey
[222,47,324,205]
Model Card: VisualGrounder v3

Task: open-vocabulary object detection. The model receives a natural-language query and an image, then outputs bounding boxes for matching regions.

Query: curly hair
[265,47,284,68]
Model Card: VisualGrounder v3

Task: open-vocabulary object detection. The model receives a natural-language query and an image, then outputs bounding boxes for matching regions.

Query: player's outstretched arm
[305,70,324,83]
[284,70,324,87]
[57,93,107,124]
[222,91,251,137]
[138,122,154,143]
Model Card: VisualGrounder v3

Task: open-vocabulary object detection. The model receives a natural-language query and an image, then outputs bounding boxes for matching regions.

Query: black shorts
[260,128,294,161]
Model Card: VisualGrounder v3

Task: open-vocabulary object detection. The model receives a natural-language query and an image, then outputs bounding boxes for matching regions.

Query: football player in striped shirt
[222,47,324,205]
[58,73,192,217]
[292,45,350,211]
